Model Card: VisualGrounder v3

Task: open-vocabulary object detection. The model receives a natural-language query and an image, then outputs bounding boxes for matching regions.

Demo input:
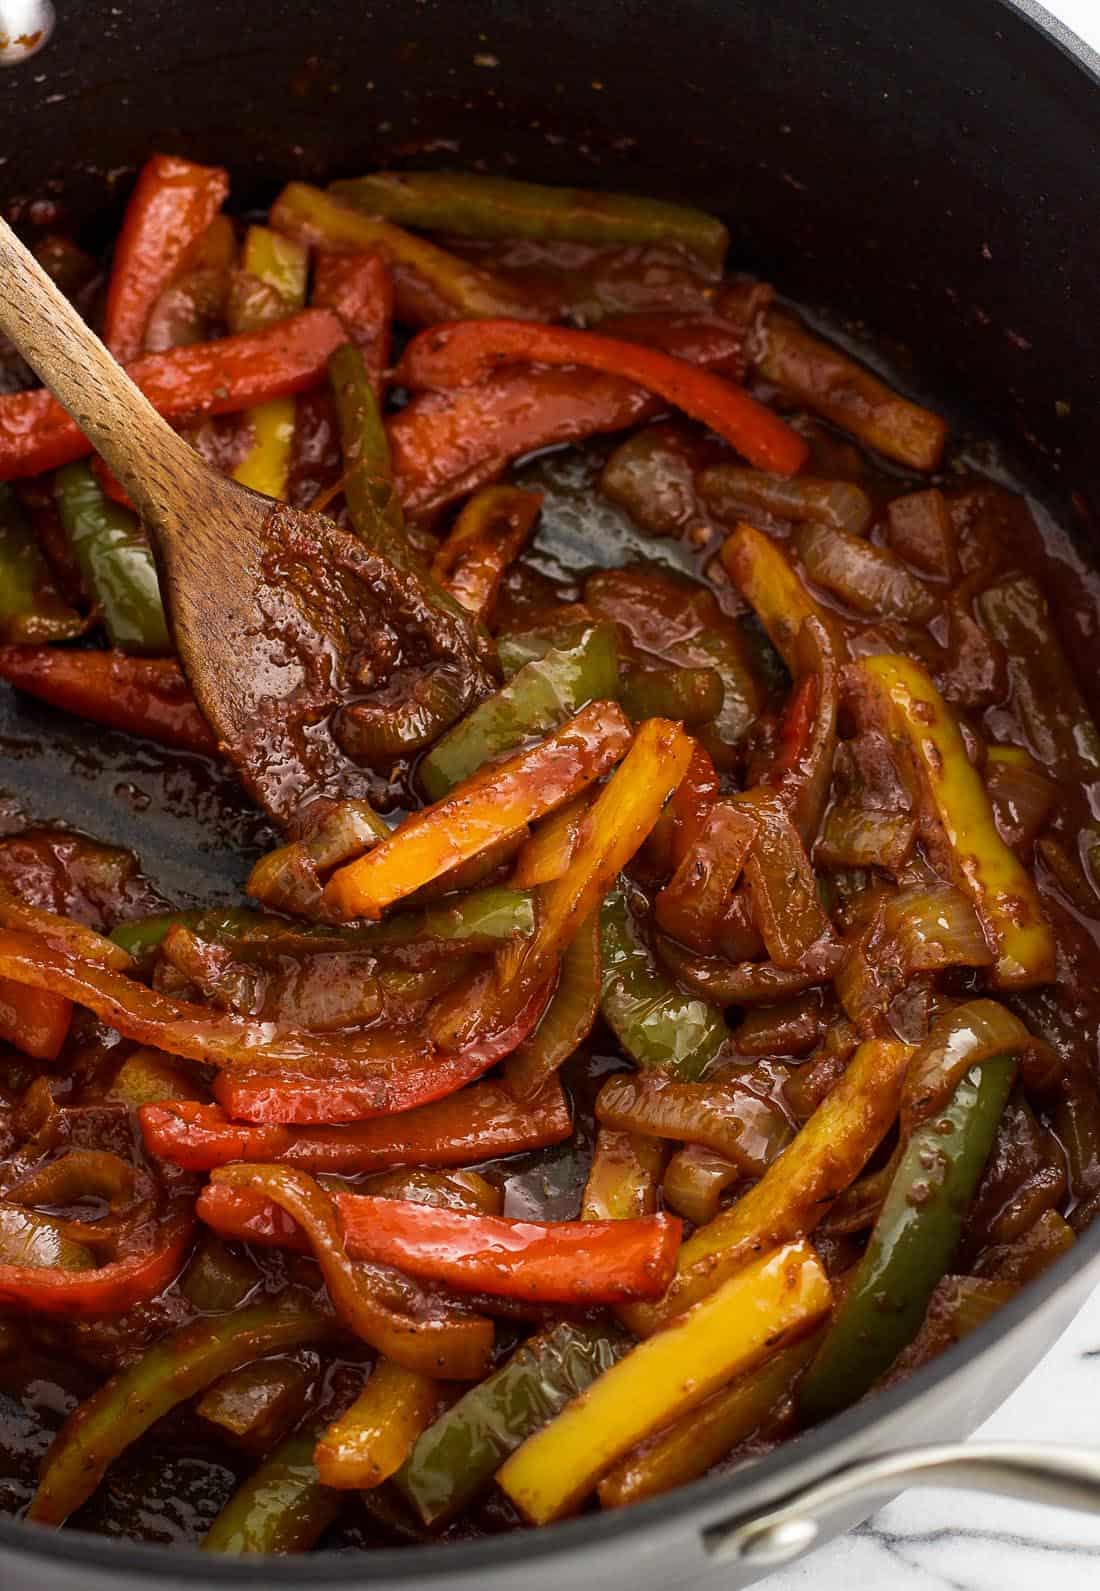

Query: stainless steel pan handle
[706,1442,1100,1569]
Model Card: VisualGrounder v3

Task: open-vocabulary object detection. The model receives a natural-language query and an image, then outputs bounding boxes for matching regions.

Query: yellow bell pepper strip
[495,717,694,1008]
[314,1360,438,1490]
[853,653,1055,988]
[623,1036,910,1336]
[979,575,1100,793]
[596,1072,792,1179]
[418,623,620,801]
[600,880,728,1079]
[654,799,757,953]
[513,791,590,887]
[431,484,542,623]
[498,1240,831,1523]
[698,463,873,537]
[597,1336,818,1508]
[661,1144,741,1226]
[27,1299,331,1526]
[731,295,948,472]
[329,171,730,271]
[394,1321,631,1528]
[196,1359,312,1453]
[720,522,844,669]
[228,225,309,500]
[799,1057,1015,1424]
[203,1416,341,1554]
[208,1165,494,1380]
[0,485,83,642]
[739,788,834,968]
[328,341,412,566]
[582,1128,667,1221]
[270,182,542,323]
[795,522,939,623]
[504,907,601,1100]
[323,701,633,920]
[54,461,170,654]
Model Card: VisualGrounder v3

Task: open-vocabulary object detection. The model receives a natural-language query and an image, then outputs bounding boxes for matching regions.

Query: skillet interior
[0,0,1099,1583]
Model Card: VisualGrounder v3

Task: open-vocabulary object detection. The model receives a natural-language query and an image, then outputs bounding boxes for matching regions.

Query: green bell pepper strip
[0,485,84,643]
[328,171,729,273]
[599,882,727,1081]
[327,342,410,567]
[419,622,620,800]
[203,1417,340,1554]
[27,1299,332,1526]
[497,618,602,678]
[112,888,535,966]
[393,1319,630,1527]
[799,1056,1015,1425]
[54,461,170,654]
[620,665,724,728]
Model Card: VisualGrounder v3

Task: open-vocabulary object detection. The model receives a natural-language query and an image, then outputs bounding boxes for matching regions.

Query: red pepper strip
[212,979,553,1124]
[91,455,137,512]
[397,320,808,475]
[389,315,756,521]
[199,1185,681,1304]
[0,647,217,755]
[141,1078,572,1174]
[0,978,71,1061]
[0,1202,192,1317]
[208,1165,494,1378]
[0,927,442,1078]
[312,252,394,395]
[104,153,230,363]
[0,310,346,481]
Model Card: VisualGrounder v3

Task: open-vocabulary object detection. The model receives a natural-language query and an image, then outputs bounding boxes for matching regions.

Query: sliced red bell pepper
[311,251,394,395]
[198,1186,681,1304]
[0,976,71,1061]
[104,154,230,363]
[0,309,346,481]
[0,647,217,755]
[141,1078,572,1174]
[0,1203,193,1317]
[397,319,808,475]
[388,314,756,520]
[0,926,438,1077]
[212,979,552,1124]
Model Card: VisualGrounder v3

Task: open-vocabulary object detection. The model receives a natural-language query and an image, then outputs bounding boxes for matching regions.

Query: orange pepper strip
[323,701,633,921]
[0,309,346,481]
[104,153,230,362]
[431,485,542,623]
[0,978,71,1062]
[315,1360,437,1490]
[199,1184,680,1305]
[142,1078,572,1175]
[0,647,216,755]
[397,319,808,475]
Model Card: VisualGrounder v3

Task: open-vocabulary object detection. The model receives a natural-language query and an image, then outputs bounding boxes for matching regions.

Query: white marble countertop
[769,3,1100,1581]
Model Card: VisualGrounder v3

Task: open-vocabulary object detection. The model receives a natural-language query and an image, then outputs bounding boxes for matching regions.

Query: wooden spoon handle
[0,214,199,512]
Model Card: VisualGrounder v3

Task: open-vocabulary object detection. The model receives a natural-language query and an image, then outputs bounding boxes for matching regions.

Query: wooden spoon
[0,216,491,830]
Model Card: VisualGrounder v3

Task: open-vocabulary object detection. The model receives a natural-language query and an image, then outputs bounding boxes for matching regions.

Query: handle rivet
[0,0,55,66]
